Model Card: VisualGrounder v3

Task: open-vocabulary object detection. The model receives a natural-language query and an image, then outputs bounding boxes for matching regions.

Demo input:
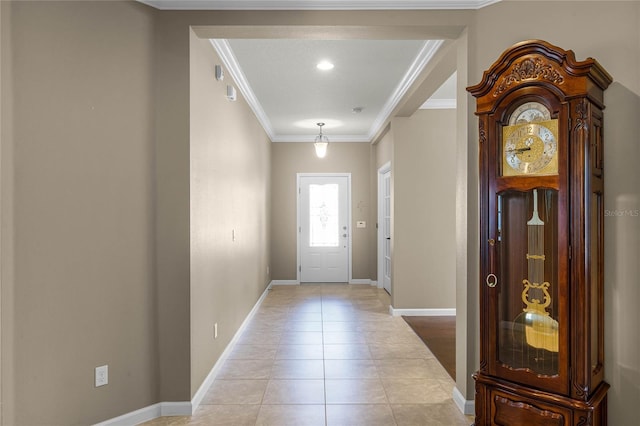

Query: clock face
[503,102,558,176]
[508,102,551,125]
[503,122,558,175]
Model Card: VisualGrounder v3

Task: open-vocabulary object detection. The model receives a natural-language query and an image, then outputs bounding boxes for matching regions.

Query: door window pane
[309,184,339,247]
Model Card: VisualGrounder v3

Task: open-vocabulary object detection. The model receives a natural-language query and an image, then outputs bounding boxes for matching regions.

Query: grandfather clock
[468,40,612,425]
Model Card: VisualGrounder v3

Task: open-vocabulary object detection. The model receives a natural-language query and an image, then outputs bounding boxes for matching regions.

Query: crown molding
[367,39,444,141]
[140,0,500,10]
[210,39,276,141]
[272,134,371,143]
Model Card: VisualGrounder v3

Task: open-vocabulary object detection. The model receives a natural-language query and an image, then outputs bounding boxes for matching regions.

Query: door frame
[377,162,391,292]
[297,173,352,283]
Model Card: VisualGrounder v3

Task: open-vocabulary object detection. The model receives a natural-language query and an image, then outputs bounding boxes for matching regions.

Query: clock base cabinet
[468,41,613,426]
[474,373,609,426]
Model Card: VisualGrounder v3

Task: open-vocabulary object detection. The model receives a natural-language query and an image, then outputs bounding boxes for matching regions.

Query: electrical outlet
[95,365,108,387]
[214,323,218,339]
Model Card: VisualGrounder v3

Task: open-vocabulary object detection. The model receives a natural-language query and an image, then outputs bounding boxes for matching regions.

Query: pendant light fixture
[314,122,329,158]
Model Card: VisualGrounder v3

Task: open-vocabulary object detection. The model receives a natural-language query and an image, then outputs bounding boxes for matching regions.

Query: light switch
[356,221,366,228]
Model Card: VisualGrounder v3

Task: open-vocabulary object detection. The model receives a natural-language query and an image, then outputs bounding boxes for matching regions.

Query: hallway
[144,285,473,425]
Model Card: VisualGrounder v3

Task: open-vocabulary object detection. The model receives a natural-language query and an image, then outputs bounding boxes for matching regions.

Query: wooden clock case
[468,40,613,426]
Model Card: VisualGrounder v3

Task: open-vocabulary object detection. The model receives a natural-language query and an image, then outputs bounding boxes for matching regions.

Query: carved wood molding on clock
[574,100,590,133]
[493,57,565,97]
[479,120,487,145]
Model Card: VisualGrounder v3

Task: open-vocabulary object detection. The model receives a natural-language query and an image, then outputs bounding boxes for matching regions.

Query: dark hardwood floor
[403,315,456,380]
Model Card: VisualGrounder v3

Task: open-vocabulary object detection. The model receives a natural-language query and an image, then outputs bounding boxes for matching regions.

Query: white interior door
[381,169,392,293]
[299,175,350,283]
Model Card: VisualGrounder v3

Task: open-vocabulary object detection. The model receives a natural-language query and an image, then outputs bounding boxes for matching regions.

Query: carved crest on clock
[493,57,564,97]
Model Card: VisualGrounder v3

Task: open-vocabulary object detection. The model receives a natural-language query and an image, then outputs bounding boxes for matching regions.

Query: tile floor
[143,284,474,426]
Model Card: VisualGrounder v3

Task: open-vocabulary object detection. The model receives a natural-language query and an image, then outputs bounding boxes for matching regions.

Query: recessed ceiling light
[316,61,334,71]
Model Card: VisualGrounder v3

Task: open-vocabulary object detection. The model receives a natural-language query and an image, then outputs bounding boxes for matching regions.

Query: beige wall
[375,126,393,170]
[0,1,637,425]
[154,7,191,403]
[3,1,158,424]
[391,110,457,309]
[271,142,374,281]
[0,2,11,423]
[189,32,271,395]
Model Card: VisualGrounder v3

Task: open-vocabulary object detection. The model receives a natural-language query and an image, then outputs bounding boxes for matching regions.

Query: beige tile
[279,331,323,345]
[382,378,451,404]
[256,306,290,315]
[356,311,392,322]
[288,301,322,313]
[324,359,378,379]
[324,344,372,360]
[323,331,367,344]
[356,321,403,332]
[288,311,323,322]
[262,379,325,404]
[323,311,359,322]
[256,404,325,426]
[251,312,289,324]
[237,330,282,345]
[283,321,323,332]
[271,359,324,379]
[365,330,424,345]
[229,344,278,360]
[375,358,435,378]
[217,359,274,380]
[368,343,433,359]
[391,403,473,426]
[322,321,359,332]
[326,404,397,426]
[325,379,388,404]
[181,285,468,424]
[201,379,268,405]
[276,344,324,359]
[187,405,260,426]
[424,358,453,380]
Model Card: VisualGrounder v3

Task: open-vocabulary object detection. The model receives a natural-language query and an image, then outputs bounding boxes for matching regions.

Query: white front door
[299,174,350,283]
[378,164,392,294]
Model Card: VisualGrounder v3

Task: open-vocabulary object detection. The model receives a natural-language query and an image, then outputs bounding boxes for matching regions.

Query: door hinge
[299,226,301,233]
[299,187,301,194]
[299,265,301,272]
[569,245,572,260]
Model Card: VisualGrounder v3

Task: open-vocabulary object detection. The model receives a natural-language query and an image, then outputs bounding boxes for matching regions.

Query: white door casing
[377,163,392,294]
[298,174,351,283]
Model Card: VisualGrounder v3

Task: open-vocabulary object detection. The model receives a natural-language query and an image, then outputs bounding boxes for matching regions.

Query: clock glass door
[497,188,559,376]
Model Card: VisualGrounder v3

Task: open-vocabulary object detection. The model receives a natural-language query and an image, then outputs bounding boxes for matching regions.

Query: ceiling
[215,38,450,142]
[141,0,494,142]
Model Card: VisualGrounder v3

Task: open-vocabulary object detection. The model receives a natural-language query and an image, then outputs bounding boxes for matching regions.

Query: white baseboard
[388,306,456,316]
[272,280,379,286]
[349,278,372,285]
[94,401,192,426]
[95,283,273,426]
[270,279,300,285]
[191,282,272,410]
[453,386,475,416]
